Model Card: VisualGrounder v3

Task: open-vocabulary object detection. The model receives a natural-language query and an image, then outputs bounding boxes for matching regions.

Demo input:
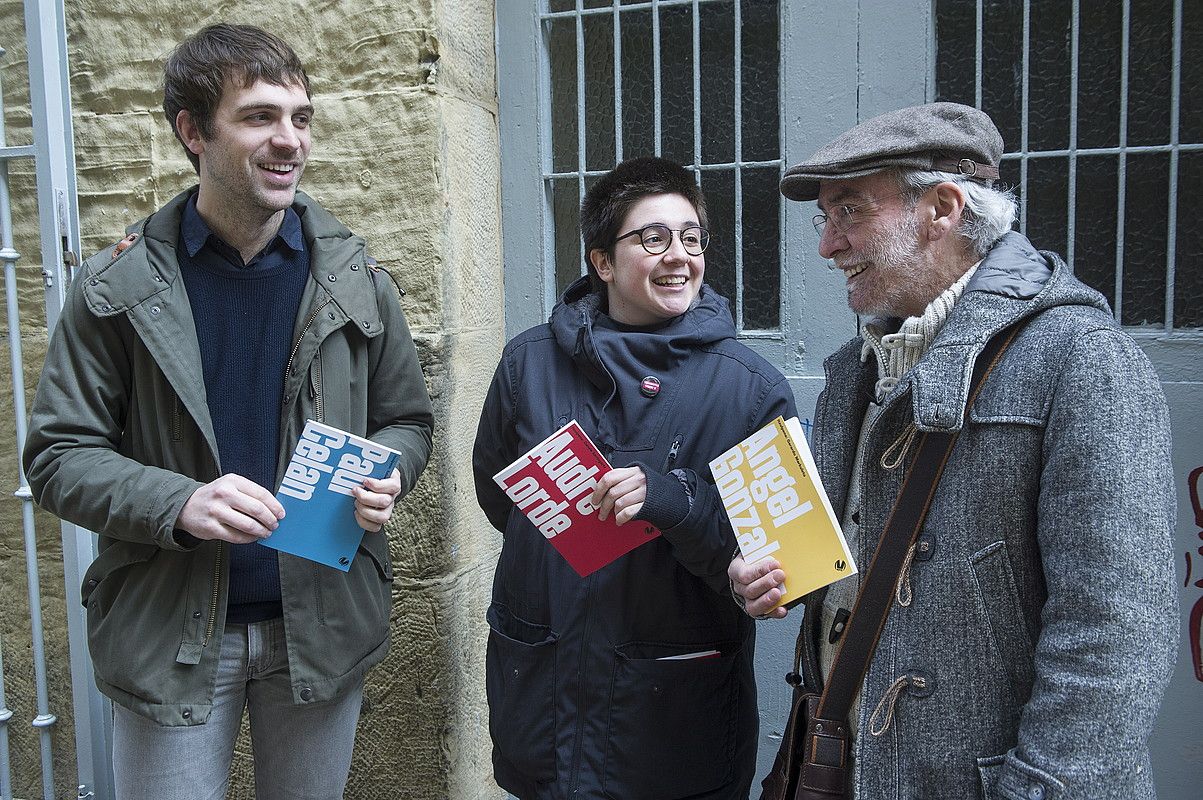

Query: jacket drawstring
[873,376,899,398]
[869,673,924,736]
[895,543,917,607]
[880,422,917,470]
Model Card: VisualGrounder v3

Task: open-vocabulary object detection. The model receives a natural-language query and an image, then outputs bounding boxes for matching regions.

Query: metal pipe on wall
[0,44,18,800]
[0,638,13,800]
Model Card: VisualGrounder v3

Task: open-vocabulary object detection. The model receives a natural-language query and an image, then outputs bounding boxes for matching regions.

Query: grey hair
[896,169,1018,257]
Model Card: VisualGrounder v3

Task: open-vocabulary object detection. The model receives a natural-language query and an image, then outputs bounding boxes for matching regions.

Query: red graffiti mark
[1191,467,1203,682]
[1191,467,1203,527]
[1192,596,1203,683]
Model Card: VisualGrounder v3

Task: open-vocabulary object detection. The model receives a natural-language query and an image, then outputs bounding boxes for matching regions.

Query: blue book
[261,420,402,572]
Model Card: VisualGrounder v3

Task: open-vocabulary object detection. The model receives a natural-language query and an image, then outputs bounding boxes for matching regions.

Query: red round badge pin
[640,376,661,398]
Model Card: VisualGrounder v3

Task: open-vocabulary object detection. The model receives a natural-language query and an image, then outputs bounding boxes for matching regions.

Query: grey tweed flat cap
[780,102,1004,201]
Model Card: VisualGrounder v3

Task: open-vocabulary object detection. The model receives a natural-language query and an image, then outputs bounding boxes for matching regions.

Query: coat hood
[906,230,1113,430]
[548,275,737,390]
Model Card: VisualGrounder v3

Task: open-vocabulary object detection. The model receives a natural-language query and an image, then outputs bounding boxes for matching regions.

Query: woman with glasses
[473,157,796,800]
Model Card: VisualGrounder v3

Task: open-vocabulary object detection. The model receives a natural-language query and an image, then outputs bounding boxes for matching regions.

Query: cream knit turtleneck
[860,262,980,401]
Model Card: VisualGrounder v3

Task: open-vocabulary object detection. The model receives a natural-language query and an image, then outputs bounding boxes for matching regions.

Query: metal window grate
[539,0,783,332]
[935,0,1201,331]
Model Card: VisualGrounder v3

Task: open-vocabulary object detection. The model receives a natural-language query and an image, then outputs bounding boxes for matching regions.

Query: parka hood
[548,275,736,387]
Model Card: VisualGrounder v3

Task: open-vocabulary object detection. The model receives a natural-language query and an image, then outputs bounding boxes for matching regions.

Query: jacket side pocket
[83,541,159,610]
[969,541,1035,706]
[988,750,1066,800]
[486,602,558,784]
[358,532,394,582]
[84,541,176,701]
[602,641,739,799]
[976,754,1005,800]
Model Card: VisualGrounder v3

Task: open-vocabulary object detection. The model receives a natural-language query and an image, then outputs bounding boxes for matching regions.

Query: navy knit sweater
[178,195,309,623]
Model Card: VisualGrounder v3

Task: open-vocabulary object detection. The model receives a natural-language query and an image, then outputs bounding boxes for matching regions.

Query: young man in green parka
[23,23,433,800]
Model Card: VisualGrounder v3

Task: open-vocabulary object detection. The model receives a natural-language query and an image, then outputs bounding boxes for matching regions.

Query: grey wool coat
[799,232,1178,800]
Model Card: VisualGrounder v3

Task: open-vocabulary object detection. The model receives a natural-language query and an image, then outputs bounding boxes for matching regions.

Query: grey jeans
[112,617,364,800]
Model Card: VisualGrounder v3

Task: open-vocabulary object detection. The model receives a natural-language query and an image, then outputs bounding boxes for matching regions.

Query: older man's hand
[728,555,790,619]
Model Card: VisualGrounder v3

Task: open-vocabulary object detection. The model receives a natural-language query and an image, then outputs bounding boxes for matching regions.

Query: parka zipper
[204,541,225,645]
[311,348,324,422]
[283,299,331,406]
[663,434,683,472]
[171,393,183,441]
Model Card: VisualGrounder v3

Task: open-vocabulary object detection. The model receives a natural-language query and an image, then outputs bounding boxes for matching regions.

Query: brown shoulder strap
[815,322,1025,722]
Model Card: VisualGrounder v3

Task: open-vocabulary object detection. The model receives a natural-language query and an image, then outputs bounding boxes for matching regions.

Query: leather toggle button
[828,607,851,644]
[639,376,661,398]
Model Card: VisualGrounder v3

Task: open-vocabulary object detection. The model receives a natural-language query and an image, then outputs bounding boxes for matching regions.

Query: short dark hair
[163,24,311,173]
[580,157,708,291]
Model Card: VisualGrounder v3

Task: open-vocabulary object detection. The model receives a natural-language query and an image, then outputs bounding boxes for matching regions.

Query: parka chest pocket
[485,603,558,783]
[602,641,740,799]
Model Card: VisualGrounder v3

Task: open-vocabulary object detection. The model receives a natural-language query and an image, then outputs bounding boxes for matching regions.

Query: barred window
[541,0,783,331]
[936,0,1202,329]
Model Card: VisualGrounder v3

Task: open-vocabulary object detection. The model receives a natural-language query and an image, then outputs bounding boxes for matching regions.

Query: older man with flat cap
[731,102,1177,800]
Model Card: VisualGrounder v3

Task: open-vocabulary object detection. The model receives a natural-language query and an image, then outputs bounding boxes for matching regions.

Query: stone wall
[0,1,504,797]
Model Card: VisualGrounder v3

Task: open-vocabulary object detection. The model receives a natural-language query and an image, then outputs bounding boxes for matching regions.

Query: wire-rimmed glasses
[812,189,913,236]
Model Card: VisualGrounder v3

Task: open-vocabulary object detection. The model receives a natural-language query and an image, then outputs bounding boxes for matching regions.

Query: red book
[493,420,662,577]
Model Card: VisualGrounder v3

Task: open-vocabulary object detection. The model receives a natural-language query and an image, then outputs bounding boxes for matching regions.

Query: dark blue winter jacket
[473,277,796,799]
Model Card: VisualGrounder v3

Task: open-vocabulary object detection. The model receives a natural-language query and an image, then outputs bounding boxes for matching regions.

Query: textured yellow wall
[0,1,504,798]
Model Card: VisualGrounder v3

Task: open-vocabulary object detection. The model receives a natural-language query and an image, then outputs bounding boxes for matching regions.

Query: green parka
[23,188,434,725]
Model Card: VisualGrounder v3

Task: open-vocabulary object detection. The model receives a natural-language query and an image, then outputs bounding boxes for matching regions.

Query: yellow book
[710,416,856,610]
